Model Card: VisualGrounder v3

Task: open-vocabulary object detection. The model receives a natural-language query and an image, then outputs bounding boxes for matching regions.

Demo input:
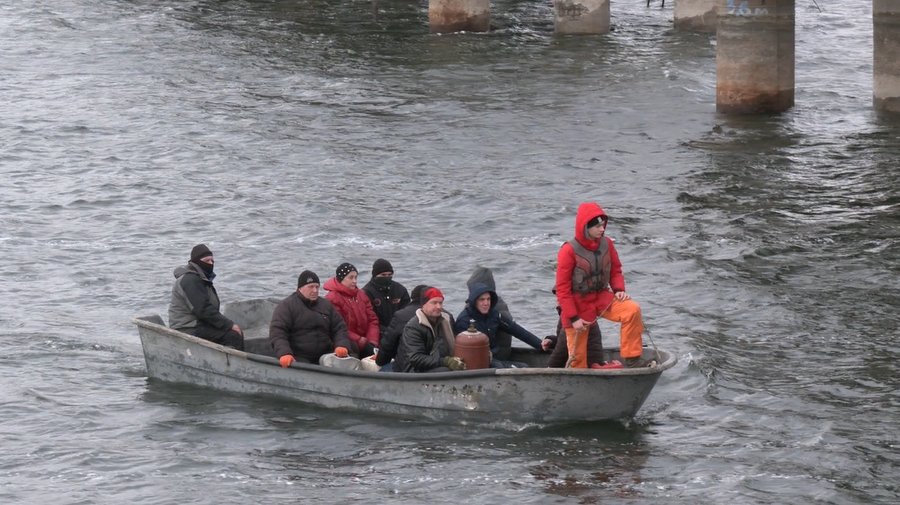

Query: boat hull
[134,300,676,425]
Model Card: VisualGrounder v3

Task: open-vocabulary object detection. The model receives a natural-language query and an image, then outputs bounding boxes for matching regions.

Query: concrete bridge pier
[554,0,610,35]
[716,0,795,113]
[874,0,900,113]
[674,0,717,32]
[429,0,490,34]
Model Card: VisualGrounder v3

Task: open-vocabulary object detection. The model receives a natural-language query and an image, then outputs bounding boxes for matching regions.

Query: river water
[1,1,898,503]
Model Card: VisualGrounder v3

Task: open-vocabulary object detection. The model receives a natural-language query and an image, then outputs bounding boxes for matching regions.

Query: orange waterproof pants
[565,298,644,368]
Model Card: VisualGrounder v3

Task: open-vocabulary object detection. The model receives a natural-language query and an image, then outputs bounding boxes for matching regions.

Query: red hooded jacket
[323,277,381,349]
[555,202,625,328]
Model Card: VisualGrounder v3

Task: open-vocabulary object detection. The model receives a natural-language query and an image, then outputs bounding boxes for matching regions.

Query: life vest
[567,238,611,294]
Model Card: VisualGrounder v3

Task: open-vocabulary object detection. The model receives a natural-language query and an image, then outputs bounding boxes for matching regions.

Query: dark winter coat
[394,309,455,373]
[269,292,351,363]
[466,267,515,359]
[362,278,410,335]
[376,302,419,367]
[168,262,233,332]
[454,283,542,358]
[379,304,458,367]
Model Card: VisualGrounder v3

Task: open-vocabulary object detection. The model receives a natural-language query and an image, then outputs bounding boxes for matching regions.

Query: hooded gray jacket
[168,262,234,331]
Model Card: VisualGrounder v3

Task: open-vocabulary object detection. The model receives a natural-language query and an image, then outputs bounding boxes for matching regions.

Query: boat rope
[645,326,662,364]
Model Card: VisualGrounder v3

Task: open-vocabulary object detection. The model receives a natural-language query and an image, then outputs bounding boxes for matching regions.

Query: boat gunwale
[134,315,677,380]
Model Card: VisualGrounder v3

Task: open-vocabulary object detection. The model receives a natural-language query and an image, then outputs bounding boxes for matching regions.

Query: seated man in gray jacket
[269,270,352,368]
[168,244,243,350]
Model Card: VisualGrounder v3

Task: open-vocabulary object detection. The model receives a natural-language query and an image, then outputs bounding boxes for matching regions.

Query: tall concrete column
[554,0,610,35]
[874,0,900,113]
[716,0,795,113]
[675,0,717,32]
[429,0,489,34]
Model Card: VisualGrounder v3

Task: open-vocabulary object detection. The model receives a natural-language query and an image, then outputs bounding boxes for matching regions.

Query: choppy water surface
[1,1,898,503]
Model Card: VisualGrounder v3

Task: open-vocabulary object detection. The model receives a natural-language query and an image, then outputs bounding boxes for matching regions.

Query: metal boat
[134,298,676,424]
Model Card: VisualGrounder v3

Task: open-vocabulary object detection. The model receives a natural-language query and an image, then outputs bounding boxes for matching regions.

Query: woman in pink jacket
[324,262,381,358]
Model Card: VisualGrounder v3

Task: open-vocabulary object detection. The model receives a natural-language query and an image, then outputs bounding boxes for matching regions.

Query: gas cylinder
[453,319,491,370]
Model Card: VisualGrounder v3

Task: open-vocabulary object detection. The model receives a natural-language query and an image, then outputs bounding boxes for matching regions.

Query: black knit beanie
[190,244,213,263]
[371,258,393,277]
[297,270,320,288]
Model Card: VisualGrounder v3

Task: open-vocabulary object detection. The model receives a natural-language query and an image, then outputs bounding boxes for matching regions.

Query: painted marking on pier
[727,0,769,16]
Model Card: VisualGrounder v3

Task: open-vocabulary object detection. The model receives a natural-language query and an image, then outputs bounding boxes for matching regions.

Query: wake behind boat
[134,299,676,425]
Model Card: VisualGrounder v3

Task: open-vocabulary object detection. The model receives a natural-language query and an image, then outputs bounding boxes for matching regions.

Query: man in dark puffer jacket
[362,258,410,339]
[269,270,352,368]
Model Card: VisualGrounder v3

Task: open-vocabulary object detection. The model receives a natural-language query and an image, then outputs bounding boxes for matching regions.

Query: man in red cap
[393,287,466,373]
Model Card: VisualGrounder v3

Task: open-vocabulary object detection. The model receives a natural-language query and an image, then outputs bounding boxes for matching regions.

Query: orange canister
[453,320,491,370]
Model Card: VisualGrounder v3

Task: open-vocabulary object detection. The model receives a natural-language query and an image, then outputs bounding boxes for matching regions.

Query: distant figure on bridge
[324,262,380,358]
[168,244,244,350]
[269,270,351,368]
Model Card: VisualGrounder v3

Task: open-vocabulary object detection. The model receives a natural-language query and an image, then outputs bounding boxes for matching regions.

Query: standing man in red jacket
[555,202,653,368]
